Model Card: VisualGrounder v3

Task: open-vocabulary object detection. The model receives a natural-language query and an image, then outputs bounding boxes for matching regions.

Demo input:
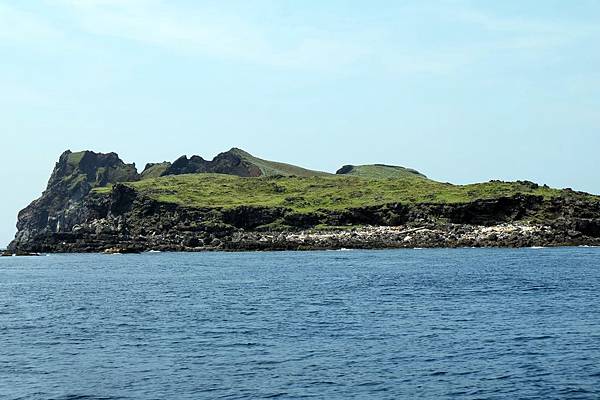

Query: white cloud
[51,0,483,73]
[3,0,599,75]
[50,0,369,71]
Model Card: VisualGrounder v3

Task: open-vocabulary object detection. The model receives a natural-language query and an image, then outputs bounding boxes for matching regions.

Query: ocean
[1,248,599,399]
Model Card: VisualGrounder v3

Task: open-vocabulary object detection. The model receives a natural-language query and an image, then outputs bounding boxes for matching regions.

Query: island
[6,148,600,254]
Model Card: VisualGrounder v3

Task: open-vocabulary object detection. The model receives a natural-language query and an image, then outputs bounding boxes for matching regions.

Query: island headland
[5,148,600,254]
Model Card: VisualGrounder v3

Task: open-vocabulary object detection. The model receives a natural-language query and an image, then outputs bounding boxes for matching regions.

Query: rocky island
[6,148,600,254]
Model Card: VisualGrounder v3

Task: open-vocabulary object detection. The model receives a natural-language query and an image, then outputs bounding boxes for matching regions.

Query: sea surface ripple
[1,248,599,399]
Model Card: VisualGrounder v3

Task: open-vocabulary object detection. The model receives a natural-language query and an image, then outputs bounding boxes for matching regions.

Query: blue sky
[1,0,599,247]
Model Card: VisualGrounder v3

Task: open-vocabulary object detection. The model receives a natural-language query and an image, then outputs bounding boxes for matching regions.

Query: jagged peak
[57,149,125,167]
[172,155,189,164]
[142,161,170,171]
[48,149,139,189]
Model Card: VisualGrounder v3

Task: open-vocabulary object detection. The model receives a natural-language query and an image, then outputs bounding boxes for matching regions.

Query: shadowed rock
[8,150,139,252]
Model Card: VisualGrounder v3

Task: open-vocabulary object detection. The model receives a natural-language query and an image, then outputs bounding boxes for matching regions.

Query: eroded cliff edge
[7,150,600,253]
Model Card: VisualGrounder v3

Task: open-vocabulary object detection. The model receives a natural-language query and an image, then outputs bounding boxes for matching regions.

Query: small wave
[523,286,556,292]
[430,371,447,376]
[50,395,125,400]
[495,375,512,380]
[263,393,289,398]
[530,246,545,249]
[512,335,553,341]
[559,387,592,395]
[356,381,384,387]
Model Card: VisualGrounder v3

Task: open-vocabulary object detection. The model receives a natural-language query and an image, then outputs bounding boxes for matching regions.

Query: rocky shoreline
[7,150,600,254]
[6,221,600,255]
[8,182,600,254]
[220,223,600,251]
[8,184,600,254]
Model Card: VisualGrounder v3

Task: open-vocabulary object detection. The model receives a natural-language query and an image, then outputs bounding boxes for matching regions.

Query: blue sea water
[1,248,599,399]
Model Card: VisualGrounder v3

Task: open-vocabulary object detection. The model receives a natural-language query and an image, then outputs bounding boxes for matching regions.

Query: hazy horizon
[2,0,600,247]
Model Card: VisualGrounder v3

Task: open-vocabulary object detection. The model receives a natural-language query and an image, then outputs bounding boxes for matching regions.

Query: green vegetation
[94,173,594,212]
[338,164,427,179]
[140,162,171,179]
[67,151,85,166]
[65,174,87,191]
[229,148,331,177]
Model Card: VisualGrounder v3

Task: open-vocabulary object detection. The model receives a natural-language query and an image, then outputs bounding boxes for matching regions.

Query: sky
[1,0,599,247]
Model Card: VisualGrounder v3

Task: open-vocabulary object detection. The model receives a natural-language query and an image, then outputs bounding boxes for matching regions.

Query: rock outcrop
[140,162,171,179]
[144,148,328,178]
[8,150,139,252]
[162,150,262,177]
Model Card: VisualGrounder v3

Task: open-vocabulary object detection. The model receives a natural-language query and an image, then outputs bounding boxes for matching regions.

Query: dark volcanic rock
[47,150,139,190]
[161,149,262,177]
[8,150,138,252]
[9,185,600,253]
[336,165,355,175]
[163,155,207,175]
[110,184,138,216]
[573,219,600,237]
[221,206,286,229]
[419,195,545,225]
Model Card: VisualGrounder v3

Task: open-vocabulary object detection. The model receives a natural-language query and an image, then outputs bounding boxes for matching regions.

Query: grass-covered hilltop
[6,148,600,254]
[97,172,575,212]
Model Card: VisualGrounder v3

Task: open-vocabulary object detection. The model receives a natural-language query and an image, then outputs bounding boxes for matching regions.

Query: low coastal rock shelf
[7,149,600,253]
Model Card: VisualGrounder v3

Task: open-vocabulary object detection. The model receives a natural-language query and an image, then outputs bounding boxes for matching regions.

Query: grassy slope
[94,173,595,213]
[230,148,331,177]
[140,162,171,179]
[67,151,86,166]
[339,164,427,179]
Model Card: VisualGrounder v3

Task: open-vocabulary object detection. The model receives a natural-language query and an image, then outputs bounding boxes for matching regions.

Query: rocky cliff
[9,150,139,252]
[7,150,600,253]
